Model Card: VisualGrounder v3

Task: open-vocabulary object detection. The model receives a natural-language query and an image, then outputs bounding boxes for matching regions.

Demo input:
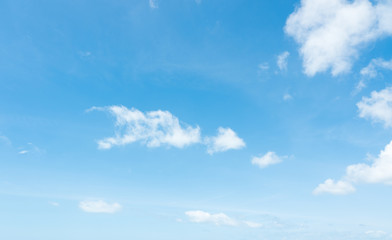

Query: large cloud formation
[90,106,245,154]
[285,0,392,76]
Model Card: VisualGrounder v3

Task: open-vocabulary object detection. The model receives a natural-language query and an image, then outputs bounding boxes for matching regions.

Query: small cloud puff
[251,151,285,169]
[205,127,246,154]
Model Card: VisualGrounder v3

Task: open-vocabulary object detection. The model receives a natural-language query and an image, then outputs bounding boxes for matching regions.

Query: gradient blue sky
[1,0,392,239]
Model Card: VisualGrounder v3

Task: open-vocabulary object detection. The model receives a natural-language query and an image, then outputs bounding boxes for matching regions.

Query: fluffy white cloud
[205,127,246,154]
[313,179,356,195]
[285,0,392,76]
[357,87,392,127]
[251,152,284,169]
[361,58,392,78]
[277,51,290,71]
[90,106,201,150]
[315,140,392,195]
[79,200,122,213]
[185,210,237,226]
[346,140,392,184]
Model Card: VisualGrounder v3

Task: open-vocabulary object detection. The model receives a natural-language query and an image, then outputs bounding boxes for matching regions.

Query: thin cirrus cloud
[285,0,392,76]
[185,210,262,228]
[89,106,245,154]
[357,87,392,128]
[314,140,392,195]
[79,200,122,214]
[251,151,285,169]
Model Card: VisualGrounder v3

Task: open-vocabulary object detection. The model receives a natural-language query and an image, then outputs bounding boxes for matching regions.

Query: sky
[1,0,392,239]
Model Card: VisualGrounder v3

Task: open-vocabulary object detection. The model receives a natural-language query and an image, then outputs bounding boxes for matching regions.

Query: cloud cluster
[314,140,392,195]
[357,87,392,128]
[251,151,285,169]
[79,200,122,213]
[285,0,392,76]
[90,106,245,154]
[185,210,262,228]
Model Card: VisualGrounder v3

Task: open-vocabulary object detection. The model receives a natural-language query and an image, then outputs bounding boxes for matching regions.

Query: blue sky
[1,0,392,239]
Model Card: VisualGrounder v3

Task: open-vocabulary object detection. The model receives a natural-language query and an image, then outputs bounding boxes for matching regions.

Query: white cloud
[185,210,237,226]
[365,230,387,238]
[283,93,293,101]
[243,221,263,228]
[285,0,392,76]
[315,140,392,195]
[91,106,245,154]
[361,58,392,78]
[258,62,270,71]
[18,150,29,155]
[79,200,122,213]
[90,106,201,150]
[185,210,264,228]
[205,127,246,154]
[277,51,290,71]
[149,0,158,9]
[346,140,392,185]
[357,87,392,127]
[313,179,356,195]
[251,152,284,169]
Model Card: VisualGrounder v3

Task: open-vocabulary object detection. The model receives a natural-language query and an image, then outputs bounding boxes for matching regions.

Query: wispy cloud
[49,202,60,207]
[277,51,290,71]
[283,93,293,101]
[89,106,201,150]
[285,0,392,76]
[258,62,270,71]
[149,0,158,9]
[185,210,262,228]
[79,200,122,214]
[185,210,237,226]
[0,135,11,146]
[361,58,392,79]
